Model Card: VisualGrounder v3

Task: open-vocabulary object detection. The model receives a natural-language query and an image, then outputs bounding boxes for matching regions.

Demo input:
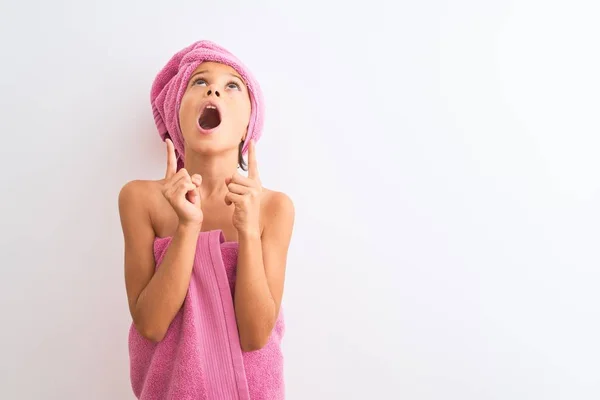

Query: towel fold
[128,230,285,400]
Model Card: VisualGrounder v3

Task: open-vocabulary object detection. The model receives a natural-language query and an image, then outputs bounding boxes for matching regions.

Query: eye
[192,78,207,86]
[227,81,241,90]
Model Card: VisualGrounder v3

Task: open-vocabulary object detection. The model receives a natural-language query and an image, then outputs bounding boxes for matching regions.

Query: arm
[119,180,201,342]
[234,192,295,351]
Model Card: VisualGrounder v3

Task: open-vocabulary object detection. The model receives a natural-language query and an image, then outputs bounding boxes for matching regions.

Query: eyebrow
[190,70,244,83]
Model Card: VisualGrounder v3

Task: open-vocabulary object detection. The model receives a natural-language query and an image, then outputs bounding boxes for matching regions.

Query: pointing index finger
[165,139,177,179]
[248,140,259,180]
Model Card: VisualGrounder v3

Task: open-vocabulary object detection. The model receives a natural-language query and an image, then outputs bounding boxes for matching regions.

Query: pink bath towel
[128,230,285,399]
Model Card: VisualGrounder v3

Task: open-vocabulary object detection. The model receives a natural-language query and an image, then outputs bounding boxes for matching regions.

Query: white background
[1,0,599,399]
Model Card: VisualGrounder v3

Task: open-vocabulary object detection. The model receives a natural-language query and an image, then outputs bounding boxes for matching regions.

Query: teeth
[206,105,216,110]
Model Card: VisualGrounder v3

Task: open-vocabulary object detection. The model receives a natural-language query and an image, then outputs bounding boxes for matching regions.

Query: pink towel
[150,40,265,170]
[128,230,285,399]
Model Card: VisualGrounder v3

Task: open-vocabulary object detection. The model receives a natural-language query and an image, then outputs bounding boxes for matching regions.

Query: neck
[183,148,239,200]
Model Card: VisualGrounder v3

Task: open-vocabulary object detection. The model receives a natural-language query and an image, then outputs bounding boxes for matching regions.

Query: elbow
[134,320,167,343]
[143,329,166,344]
[239,311,277,352]
[240,337,268,352]
[132,303,168,343]
[239,327,271,352]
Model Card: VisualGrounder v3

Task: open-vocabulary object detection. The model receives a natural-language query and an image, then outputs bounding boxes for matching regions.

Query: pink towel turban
[150,40,265,169]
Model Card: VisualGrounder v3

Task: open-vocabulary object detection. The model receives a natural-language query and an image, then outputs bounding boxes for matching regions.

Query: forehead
[191,61,240,77]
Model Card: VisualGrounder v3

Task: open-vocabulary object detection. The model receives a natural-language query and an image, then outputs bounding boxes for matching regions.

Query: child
[119,40,294,399]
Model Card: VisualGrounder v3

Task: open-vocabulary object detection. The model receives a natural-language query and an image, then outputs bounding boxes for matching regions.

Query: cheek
[179,95,197,126]
[243,99,252,119]
[236,96,252,125]
[232,105,251,130]
[225,96,250,126]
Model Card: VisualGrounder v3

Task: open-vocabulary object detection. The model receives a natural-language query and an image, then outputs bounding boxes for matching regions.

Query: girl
[118,40,294,399]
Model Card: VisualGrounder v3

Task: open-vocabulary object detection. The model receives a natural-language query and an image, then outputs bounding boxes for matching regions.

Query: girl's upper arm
[118,180,157,320]
[261,191,295,318]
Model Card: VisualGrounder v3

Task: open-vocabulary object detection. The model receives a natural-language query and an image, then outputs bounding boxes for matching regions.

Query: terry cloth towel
[150,40,265,170]
[128,230,285,400]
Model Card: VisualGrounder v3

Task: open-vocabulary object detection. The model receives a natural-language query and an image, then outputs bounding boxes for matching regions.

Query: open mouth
[198,104,221,130]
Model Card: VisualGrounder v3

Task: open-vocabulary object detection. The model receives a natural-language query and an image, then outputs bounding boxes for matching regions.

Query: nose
[206,89,220,97]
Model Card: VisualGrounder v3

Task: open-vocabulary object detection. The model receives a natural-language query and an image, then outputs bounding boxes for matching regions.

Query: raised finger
[247,140,259,181]
[165,139,177,179]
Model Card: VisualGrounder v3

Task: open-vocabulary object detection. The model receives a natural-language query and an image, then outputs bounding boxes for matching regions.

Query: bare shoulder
[118,179,168,229]
[260,188,295,230]
[118,179,170,242]
[118,179,163,210]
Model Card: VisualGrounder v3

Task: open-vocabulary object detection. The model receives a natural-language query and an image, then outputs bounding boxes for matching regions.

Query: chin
[184,134,239,156]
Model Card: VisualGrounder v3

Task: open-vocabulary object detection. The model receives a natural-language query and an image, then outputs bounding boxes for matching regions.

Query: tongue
[199,108,221,129]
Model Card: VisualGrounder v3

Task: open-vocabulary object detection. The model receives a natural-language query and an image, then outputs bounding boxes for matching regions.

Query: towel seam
[207,230,246,399]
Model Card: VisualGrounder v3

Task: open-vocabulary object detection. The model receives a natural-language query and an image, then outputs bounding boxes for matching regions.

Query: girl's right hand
[161,139,203,228]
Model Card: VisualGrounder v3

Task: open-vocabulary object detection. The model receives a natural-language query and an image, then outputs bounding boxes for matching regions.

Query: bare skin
[118,62,295,351]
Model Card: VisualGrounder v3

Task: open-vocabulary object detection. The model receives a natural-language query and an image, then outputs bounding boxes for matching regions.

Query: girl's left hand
[225,140,262,237]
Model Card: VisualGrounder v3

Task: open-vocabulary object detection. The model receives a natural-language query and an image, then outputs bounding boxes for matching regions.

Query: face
[178,61,252,156]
